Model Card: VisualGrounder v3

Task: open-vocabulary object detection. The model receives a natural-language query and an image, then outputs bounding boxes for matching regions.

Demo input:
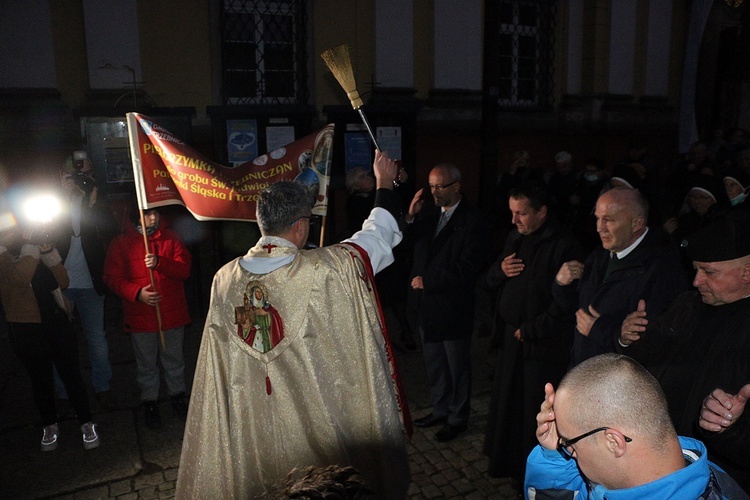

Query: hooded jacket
[524,436,748,500]
[103,219,191,332]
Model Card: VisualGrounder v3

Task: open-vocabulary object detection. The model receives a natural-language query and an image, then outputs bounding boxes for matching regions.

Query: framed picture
[105,146,133,183]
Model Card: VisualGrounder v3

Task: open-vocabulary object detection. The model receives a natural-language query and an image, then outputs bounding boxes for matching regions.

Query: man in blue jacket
[525,353,747,499]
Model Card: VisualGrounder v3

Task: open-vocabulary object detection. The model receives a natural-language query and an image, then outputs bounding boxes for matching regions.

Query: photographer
[54,151,119,409]
[0,226,99,451]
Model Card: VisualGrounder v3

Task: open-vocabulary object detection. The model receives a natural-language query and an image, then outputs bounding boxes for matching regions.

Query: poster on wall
[105,146,134,183]
[344,132,372,172]
[227,119,258,167]
[266,126,295,153]
[376,126,402,161]
[344,122,372,172]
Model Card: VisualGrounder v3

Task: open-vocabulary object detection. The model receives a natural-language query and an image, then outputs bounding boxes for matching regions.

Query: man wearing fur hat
[618,210,750,492]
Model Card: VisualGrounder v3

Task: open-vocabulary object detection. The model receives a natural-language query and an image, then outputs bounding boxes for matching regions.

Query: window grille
[221,0,308,105]
[495,0,556,110]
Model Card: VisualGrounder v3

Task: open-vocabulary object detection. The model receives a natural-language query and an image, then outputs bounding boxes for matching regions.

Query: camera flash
[23,194,62,224]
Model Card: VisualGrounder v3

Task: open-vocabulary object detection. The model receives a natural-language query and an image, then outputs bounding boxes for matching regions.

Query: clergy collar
[240,236,298,274]
[255,236,297,250]
[614,226,649,260]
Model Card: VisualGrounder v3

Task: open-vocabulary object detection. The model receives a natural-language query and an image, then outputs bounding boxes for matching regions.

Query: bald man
[553,187,687,365]
[525,354,747,499]
[405,162,489,442]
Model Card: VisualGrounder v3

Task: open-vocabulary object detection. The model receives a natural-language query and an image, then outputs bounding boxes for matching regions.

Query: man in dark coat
[553,187,687,366]
[618,210,750,492]
[405,162,489,442]
[482,181,586,484]
[55,152,119,409]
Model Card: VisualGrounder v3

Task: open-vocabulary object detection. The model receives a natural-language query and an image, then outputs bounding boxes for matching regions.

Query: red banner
[126,113,334,221]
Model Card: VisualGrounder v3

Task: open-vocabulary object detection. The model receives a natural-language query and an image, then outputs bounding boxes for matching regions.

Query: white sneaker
[81,422,100,450]
[41,424,59,452]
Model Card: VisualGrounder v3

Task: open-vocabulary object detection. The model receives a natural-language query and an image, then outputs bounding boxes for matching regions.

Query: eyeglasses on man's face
[557,426,632,460]
[428,181,457,191]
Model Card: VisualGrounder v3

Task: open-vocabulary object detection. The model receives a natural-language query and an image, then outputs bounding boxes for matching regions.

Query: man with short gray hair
[177,150,411,499]
[618,210,750,492]
[525,353,747,499]
[554,187,686,365]
[406,161,488,442]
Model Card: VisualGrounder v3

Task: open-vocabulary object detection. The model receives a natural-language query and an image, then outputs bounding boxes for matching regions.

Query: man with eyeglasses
[176,151,410,499]
[405,162,489,442]
[525,354,747,499]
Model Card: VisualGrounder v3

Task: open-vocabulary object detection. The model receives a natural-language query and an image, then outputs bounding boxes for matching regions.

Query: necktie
[435,211,449,237]
[604,252,619,280]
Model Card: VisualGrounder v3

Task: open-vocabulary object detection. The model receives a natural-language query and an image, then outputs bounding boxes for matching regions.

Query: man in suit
[405,162,489,442]
[553,187,687,366]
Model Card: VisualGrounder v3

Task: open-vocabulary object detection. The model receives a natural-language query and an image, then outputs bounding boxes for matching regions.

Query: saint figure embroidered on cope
[234,281,285,353]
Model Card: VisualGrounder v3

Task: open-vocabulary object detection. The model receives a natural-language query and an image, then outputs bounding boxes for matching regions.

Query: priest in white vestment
[176,150,411,499]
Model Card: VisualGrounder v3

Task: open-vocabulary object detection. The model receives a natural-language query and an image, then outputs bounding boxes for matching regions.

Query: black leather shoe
[171,392,189,418]
[413,413,447,428]
[144,401,162,430]
[434,423,467,442]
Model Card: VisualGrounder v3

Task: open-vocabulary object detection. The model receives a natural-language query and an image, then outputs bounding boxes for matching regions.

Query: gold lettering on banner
[236,182,269,193]
[141,134,293,206]
[236,162,294,183]
[229,191,257,202]
[141,143,217,176]
[190,184,227,199]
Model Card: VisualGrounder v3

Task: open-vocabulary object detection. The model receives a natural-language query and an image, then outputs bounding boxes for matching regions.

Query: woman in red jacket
[103,204,191,430]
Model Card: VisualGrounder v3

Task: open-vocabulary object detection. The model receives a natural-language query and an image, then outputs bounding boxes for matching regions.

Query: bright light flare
[22,194,62,224]
[0,211,16,233]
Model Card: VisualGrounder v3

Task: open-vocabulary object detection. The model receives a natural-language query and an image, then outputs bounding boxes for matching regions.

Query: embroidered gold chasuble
[176,242,410,499]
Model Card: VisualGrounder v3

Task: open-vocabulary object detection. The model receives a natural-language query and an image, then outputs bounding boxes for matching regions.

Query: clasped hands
[699,385,750,434]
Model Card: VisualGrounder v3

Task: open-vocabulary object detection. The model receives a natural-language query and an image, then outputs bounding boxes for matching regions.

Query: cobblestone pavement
[0,298,521,499]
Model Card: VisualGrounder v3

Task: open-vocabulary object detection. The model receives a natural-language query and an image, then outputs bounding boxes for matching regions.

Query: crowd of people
[0,151,193,453]
[2,129,750,499]
[335,132,750,497]
[482,133,750,497]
